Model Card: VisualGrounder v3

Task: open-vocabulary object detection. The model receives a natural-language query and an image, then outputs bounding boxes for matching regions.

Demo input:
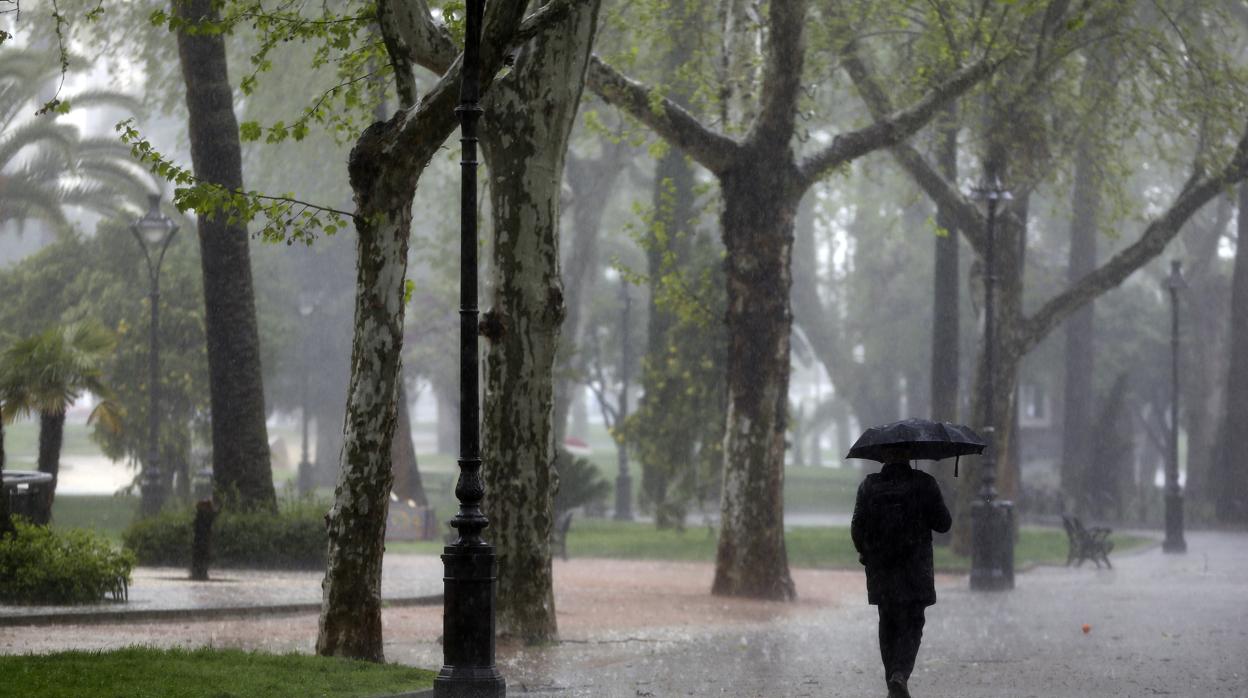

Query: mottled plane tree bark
[480,0,603,644]
[1215,183,1248,524]
[173,0,275,512]
[316,0,580,660]
[590,0,997,599]
[848,46,1248,553]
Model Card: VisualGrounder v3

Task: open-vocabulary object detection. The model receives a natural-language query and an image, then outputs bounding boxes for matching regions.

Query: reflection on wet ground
[2,532,1246,697]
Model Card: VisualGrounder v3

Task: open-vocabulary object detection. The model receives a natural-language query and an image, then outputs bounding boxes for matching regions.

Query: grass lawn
[4,421,100,459]
[0,647,433,698]
[388,518,1155,572]
[50,495,140,545]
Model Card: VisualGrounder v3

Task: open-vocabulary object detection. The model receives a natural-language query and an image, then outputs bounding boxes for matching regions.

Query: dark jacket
[851,462,952,606]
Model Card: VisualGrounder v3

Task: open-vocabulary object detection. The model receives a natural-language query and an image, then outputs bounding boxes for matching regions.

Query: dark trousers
[878,603,926,681]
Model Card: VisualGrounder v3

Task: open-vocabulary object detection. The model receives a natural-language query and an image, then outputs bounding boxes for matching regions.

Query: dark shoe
[887,672,911,698]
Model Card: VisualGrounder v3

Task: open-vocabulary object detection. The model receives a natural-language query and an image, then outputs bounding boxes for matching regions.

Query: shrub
[122,498,327,569]
[553,450,611,516]
[0,518,135,605]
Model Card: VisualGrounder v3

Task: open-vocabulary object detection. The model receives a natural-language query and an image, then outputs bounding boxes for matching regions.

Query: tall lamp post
[132,193,179,517]
[970,174,1015,591]
[1163,260,1188,553]
[434,0,505,695]
[614,279,634,521]
[296,290,317,496]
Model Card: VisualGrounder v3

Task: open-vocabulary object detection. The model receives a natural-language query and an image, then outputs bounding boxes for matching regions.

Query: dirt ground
[0,559,873,657]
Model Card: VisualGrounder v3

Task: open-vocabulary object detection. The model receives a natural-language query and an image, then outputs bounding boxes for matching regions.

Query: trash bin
[2,470,55,525]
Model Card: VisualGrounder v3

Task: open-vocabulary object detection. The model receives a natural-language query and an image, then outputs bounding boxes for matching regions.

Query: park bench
[551,510,574,561]
[1062,515,1114,569]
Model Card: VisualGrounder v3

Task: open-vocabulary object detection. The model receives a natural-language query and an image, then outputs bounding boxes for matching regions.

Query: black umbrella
[846,418,986,476]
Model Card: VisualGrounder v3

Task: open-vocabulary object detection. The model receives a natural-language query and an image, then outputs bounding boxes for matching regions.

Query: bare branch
[587,56,739,175]
[833,47,987,251]
[799,47,997,194]
[1018,127,1248,356]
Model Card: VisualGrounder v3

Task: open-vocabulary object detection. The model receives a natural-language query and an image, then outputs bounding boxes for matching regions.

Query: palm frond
[0,176,70,229]
[62,90,142,117]
[88,398,125,436]
[0,120,79,173]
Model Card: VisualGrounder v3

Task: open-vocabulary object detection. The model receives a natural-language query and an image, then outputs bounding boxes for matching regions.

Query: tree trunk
[636,147,698,527]
[37,410,65,516]
[0,411,10,535]
[929,115,960,541]
[1060,143,1100,516]
[552,143,628,444]
[391,379,426,507]
[711,161,799,600]
[314,0,531,661]
[317,139,412,660]
[1179,198,1232,514]
[1216,183,1248,524]
[951,191,1027,555]
[480,0,601,643]
[173,0,275,513]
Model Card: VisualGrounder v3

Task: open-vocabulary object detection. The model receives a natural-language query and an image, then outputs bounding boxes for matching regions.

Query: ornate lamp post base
[970,498,1015,591]
[434,545,505,698]
[1162,491,1187,553]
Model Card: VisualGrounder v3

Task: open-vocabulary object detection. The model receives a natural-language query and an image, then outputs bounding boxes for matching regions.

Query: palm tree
[0,331,10,536]
[1,48,150,235]
[0,321,121,515]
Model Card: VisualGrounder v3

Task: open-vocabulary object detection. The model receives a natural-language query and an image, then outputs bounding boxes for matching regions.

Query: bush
[0,518,135,605]
[553,450,611,516]
[122,499,327,569]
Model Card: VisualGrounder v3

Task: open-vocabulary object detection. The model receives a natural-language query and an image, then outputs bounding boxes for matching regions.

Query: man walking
[851,451,952,698]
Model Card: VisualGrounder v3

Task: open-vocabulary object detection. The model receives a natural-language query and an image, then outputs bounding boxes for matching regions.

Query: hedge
[122,499,327,569]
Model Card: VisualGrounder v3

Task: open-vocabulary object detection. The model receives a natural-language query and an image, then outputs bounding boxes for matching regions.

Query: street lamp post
[131,194,179,517]
[296,291,317,496]
[1163,260,1187,554]
[970,174,1015,592]
[614,279,633,521]
[433,0,505,695]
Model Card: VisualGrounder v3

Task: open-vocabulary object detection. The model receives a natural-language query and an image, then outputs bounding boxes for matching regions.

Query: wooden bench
[551,510,574,561]
[1062,515,1113,569]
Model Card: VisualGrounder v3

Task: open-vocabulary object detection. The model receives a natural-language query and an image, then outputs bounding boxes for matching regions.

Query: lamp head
[971,173,1013,203]
[1166,259,1187,292]
[133,193,178,246]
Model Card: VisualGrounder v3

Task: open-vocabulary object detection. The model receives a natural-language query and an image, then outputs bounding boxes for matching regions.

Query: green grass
[4,421,100,459]
[0,647,433,698]
[389,518,1155,571]
[784,466,863,512]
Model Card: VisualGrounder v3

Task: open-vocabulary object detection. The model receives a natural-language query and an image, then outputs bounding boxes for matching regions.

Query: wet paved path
[0,555,443,625]
[497,531,1248,697]
[3,532,1247,697]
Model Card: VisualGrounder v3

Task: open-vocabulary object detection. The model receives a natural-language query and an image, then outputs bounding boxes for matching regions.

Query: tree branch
[1018,127,1248,356]
[800,46,997,202]
[834,47,987,252]
[746,0,807,149]
[587,56,739,175]
[389,0,537,178]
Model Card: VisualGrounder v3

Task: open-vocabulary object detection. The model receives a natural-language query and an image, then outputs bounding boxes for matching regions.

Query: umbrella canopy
[846,418,986,464]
